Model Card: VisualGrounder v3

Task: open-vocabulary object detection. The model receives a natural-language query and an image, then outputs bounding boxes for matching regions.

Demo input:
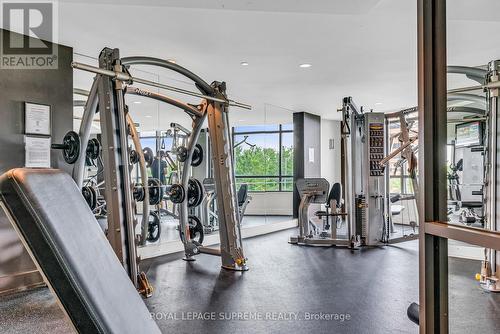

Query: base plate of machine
[222,265,249,272]
[479,283,500,292]
[289,236,350,247]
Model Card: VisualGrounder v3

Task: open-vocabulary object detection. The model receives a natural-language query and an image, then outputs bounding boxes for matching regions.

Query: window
[233,124,293,192]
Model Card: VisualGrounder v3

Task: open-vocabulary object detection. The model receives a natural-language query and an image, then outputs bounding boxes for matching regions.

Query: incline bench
[0,168,160,334]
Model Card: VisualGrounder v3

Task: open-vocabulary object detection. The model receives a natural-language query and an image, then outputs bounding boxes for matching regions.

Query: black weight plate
[146,211,161,242]
[63,131,80,164]
[148,178,162,205]
[188,216,204,244]
[191,144,204,167]
[82,186,97,210]
[169,183,185,204]
[194,178,204,207]
[143,147,154,168]
[133,183,145,202]
[86,138,100,160]
[176,146,188,162]
[129,149,139,164]
[187,178,203,208]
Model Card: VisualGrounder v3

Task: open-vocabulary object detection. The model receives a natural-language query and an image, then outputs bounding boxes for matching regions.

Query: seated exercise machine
[0,168,160,333]
[289,178,349,246]
[290,97,390,248]
[237,184,251,217]
[198,178,251,234]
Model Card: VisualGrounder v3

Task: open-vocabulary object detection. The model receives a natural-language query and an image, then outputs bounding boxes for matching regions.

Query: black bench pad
[0,168,160,334]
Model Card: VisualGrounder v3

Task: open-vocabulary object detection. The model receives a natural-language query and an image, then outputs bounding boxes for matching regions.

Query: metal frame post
[487,60,500,281]
[206,82,247,271]
[97,48,138,286]
[418,0,449,332]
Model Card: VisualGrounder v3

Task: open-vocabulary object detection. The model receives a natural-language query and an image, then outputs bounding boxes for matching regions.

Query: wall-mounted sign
[308,147,315,163]
[25,102,51,136]
[25,136,51,168]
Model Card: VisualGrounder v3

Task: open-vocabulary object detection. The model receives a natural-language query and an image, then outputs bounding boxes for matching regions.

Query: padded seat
[237,184,248,207]
[0,168,160,334]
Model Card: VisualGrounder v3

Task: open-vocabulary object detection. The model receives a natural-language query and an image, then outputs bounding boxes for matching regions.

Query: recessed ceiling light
[167,59,176,64]
[240,61,249,66]
[299,63,312,68]
[145,115,152,118]
[133,101,142,104]
[375,102,383,105]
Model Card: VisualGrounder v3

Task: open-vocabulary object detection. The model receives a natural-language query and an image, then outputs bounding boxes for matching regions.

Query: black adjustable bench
[0,168,160,334]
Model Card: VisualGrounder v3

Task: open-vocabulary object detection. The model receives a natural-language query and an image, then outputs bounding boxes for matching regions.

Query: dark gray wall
[0,29,73,293]
[293,112,321,217]
[0,30,73,172]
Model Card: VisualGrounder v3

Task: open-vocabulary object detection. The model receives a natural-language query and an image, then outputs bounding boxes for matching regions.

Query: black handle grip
[51,143,68,150]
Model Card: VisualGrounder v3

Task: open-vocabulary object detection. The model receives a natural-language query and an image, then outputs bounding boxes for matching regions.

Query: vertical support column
[97,48,138,286]
[418,0,449,332]
[73,77,99,188]
[487,61,500,278]
[206,82,248,271]
[179,112,207,259]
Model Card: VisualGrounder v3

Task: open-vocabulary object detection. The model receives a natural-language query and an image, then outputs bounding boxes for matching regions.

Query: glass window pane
[234,124,279,133]
[281,123,293,131]
[236,178,280,192]
[140,137,156,153]
[281,177,294,191]
[158,136,173,155]
[390,177,402,194]
[281,132,294,176]
[234,133,279,176]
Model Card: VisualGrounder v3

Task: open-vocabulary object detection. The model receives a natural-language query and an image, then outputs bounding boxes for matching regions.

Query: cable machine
[58,47,251,295]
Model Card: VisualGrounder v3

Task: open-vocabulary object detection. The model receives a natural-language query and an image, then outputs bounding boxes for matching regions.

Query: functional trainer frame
[72,48,250,291]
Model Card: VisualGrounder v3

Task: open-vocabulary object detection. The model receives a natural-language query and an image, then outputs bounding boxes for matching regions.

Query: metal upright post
[179,111,207,260]
[206,82,248,271]
[418,0,449,332]
[73,78,99,188]
[97,48,138,286]
[486,60,500,281]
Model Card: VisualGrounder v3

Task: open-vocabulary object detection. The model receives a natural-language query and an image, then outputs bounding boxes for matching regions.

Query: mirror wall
[73,53,297,255]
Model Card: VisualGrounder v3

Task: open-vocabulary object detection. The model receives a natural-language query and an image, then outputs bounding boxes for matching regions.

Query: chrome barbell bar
[71,61,252,110]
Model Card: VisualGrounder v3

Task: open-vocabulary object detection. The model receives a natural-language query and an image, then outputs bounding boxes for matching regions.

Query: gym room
[0,0,499,333]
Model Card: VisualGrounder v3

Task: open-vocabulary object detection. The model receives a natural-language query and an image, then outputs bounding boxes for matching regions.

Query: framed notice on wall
[25,102,51,136]
[25,136,51,168]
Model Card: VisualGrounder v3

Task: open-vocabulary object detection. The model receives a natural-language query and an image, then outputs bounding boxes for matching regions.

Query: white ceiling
[57,0,500,131]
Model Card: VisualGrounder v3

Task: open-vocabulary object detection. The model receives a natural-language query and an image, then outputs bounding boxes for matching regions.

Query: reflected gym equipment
[146,211,161,243]
[129,149,140,164]
[133,183,145,202]
[147,178,163,205]
[187,178,204,208]
[179,216,205,245]
[70,48,250,291]
[85,138,100,166]
[81,186,97,211]
[191,144,204,167]
[143,147,154,168]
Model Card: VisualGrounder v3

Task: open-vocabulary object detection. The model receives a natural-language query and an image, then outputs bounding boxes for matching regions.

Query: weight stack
[355,195,367,241]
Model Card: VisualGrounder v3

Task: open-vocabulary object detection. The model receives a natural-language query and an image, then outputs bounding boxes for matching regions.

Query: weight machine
[342,97,388,246]
[290,97,388,247]
[53,47,250,296]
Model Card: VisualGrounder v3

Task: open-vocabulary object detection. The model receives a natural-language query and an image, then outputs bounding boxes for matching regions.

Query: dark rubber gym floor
[1,228,500,333]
